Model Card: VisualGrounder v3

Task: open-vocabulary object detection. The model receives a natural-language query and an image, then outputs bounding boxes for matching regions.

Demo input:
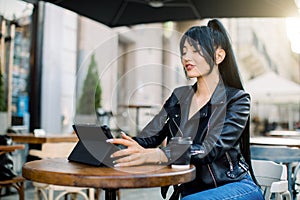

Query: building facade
[1,0,299,135]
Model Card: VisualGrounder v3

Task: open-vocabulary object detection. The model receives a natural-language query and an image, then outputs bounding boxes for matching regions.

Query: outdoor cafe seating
[252,159,291,200]
[28,142,95,200]
[0,139,25,200]
[251,145,300,199]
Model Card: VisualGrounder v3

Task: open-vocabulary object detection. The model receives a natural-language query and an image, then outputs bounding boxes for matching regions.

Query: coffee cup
[170,137,192,169]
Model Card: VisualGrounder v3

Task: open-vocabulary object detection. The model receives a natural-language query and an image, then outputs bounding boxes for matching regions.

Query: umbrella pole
[299,54,300,123]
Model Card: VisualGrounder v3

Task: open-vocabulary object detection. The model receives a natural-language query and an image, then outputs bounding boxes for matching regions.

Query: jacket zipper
[207,164,217,187]
[168,115,181,137]
[205,109,217,188]
[225,152,234,172]
[238,161,248,171]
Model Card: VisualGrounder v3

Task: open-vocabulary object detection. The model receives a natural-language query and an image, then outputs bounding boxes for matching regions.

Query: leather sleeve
[133,107,169,148]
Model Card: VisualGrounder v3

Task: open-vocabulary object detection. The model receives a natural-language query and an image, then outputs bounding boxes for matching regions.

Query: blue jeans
[181,174,264,200]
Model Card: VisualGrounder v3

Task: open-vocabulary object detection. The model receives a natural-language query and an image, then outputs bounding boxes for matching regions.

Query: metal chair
[251,145,300,199]
[252,159,291,200]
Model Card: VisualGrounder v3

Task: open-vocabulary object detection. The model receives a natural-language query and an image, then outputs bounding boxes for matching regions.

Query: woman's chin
[186,73,199,79]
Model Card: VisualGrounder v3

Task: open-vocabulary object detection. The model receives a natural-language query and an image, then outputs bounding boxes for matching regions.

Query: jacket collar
[210,79,227,105]
[189,79,227,106]
[166,79,228,110]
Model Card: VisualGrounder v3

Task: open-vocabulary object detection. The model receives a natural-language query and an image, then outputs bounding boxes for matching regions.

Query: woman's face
[181,40,212,79]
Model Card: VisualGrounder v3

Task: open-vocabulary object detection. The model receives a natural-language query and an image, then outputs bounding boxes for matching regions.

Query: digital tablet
[68,124,119,167]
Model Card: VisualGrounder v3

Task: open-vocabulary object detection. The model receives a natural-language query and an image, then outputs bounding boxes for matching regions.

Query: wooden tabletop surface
[22,158,196,189]
[7,133,78,144]
[0,144,25,155]
[268,130,300,137]
[250,136,300,148]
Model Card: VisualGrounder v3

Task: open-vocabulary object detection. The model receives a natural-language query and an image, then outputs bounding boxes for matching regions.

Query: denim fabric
[181,174,264,200]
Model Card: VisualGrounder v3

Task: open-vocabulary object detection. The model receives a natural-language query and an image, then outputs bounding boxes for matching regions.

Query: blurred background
[0,0,299,137]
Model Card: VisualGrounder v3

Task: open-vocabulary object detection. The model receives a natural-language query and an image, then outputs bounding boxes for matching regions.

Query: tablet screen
[72,124,120,166]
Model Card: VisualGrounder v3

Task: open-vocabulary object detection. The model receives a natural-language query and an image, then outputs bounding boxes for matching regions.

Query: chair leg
[34,187,39,200]
[10,181,25,200]
[117,190,120,200]
[34,184,49,200]
[95,189,101,200]
[88,188,95,200]
[282,191,292,200]
[48,188,54,200]
[18,182,24,200]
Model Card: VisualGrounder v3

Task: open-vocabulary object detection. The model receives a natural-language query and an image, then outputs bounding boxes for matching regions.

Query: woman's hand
[106,132,166,167]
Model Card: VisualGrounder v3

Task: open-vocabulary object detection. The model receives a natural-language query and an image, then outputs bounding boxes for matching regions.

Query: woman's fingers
[106,132,148,166]
[111,148,134,158]
[114,154,145,167]
[107,138,132,146]
[114,154,138,163]
[120,131,134,141]
[107,132,135,146]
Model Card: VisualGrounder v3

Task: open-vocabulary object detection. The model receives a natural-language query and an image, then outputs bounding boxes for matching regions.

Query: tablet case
[68,124,119,167]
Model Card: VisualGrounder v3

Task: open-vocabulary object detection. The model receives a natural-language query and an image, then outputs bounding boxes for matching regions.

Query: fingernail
[121,131,126,135]
[106,139,113,143]
[110,154,114,158]
[114,164,120,167]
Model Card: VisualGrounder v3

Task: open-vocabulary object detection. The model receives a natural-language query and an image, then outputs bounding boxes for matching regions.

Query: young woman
[107,19,264,200]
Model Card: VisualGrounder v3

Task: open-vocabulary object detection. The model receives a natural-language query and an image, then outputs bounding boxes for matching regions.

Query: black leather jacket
[134,81,251,195]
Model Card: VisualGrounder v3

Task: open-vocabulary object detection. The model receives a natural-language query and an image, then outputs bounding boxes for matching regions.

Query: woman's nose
[182,53,191,61]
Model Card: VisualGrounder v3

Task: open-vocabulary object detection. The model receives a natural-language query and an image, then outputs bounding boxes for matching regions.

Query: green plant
[77,54,102,114]
[0,68,7,112]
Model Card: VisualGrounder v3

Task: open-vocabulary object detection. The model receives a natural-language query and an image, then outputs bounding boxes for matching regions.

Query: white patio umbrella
[245,72,300,130]
[0,0,33,21]
[245,72,300,104]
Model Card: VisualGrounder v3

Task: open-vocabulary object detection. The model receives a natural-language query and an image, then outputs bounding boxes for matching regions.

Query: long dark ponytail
[207,19,256,184]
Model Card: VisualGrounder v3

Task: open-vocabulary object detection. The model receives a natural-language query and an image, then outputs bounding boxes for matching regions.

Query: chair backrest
[29,142,77,159]
[252,159,287,199]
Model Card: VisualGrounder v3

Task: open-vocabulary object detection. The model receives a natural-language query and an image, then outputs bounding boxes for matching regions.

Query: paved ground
[1,181,174,200]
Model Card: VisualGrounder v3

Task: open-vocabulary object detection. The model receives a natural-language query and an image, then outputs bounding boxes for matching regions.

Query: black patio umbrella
[24,0,299,27]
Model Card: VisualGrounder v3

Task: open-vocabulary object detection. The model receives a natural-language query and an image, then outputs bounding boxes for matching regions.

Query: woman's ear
[215,48,226,64]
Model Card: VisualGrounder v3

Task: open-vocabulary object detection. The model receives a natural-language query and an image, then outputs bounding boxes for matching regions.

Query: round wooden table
[22,158,196,200]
